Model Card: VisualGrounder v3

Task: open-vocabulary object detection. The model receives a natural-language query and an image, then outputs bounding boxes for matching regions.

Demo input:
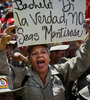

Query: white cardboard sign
[12,0,86,47]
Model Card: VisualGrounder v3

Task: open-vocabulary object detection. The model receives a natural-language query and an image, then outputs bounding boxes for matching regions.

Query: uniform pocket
[51,75,65,95]
[52,83,65,96]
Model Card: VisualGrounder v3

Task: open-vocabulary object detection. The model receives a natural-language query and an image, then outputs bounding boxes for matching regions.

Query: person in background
[49,43,76,100]
[71,40,90,100]
[6,40,17,63]
[6,40,22,68]
[49,43,69,66]
[0,3,6,33]
[4,0,12,8]
[6,39,28,69]
[5,46,29,68]
[71,2,90,98]
[2,7,14,31]
[65,41,77,58]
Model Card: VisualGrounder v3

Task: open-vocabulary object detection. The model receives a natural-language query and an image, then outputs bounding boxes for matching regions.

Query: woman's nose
[38,52,42,57]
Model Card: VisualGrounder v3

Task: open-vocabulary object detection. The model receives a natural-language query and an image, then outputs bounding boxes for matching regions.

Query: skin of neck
[37,69,48,81]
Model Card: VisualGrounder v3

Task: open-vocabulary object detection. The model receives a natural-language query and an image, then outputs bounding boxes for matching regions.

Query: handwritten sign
[12,0,86,47]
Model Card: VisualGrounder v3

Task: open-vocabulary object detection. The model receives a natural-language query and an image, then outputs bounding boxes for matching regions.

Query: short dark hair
[27,44,49,58]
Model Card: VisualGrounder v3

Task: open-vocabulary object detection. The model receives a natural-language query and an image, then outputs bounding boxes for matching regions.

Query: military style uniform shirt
[0,40,90,100]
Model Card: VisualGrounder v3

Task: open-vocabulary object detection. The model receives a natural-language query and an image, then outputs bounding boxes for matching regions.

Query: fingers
[86,18,90,23]
[12,52,22,61]
[1,35,12,44]
[85,18,90,39]
[85,18,90,33]
[0,20,2,32]
[0,35,12,50]
[0,24,17,50]
[10,33,18,39]
[3,25,16,35]
[85,18,90,27]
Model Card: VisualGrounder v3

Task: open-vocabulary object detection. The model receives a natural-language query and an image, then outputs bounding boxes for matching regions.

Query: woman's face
[50,50,63,62]
[29,45,50,75]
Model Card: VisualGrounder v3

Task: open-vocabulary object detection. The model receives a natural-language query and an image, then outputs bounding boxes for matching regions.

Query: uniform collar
[25,65,60,87]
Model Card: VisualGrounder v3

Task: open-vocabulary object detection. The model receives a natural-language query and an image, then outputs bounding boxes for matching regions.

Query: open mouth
[37,60,45,68]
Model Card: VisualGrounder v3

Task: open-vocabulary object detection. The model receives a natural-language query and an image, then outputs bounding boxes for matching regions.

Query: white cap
[50,45,69,51]
[8,40,17,44]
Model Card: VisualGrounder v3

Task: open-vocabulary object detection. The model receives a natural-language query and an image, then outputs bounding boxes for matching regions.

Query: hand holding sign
[86,18,90,39]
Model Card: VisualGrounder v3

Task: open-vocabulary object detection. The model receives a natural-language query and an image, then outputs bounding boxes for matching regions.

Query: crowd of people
[0,0,90,100]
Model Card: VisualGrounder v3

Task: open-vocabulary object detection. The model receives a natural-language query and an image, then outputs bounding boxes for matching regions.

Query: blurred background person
[49,43,69,66]
[72,40,90,100]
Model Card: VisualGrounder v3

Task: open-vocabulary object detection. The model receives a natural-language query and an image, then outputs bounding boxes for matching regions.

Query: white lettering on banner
[12,0,86,47]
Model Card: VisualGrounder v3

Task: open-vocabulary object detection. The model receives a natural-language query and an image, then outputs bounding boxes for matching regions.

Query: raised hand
[86,18,90,39]
[0,25,17,50]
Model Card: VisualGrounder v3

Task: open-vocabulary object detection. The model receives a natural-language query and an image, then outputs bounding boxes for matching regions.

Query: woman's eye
[32,52,37,56]
[41,51,47,54]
